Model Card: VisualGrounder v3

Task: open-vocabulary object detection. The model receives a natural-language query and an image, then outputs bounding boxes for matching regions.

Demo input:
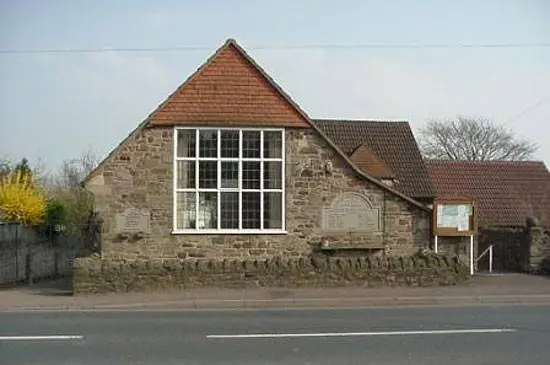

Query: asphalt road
[1,305,549,365]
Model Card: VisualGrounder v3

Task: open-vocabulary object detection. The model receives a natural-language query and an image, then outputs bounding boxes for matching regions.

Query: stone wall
[436,236,470,265]
[478,227,530,272]
[436,228,535,273]
[86,127,430,260]
[529,227,550,274]
[73,253,469,294]
[473,227,550,273]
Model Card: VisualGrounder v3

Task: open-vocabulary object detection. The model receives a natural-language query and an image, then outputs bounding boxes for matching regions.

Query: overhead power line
[1,42,550,54]
[505,95,550,124]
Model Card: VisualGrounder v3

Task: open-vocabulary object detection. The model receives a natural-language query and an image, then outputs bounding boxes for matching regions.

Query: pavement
[0,273,549,312]
[1,305,550,364]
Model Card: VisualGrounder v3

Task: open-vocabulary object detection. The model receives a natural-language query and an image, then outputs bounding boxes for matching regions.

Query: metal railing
[475,244,494,273]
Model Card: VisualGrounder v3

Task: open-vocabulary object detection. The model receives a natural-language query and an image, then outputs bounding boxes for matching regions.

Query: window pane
[263,131,282,158]
[176,192,196,229]
[198,192,217,229]
[221,192,239,229]
[264,192,282,229]
[177,130,196,158]
[242,161,260,189]
[242,192,261,229]
[176,161,195,189]
[199,161,217,188]
[221,162,238,188]
[221,130,239,158]
[242,131,260,158]
[263,161,282,189]
[199,130,217,157]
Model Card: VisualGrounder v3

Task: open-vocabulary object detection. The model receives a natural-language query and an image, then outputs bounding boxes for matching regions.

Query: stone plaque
[321,192,381,234]
[115,208,150,234]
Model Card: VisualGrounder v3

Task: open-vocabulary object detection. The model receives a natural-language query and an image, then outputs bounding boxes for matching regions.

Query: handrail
[475,244,494,273]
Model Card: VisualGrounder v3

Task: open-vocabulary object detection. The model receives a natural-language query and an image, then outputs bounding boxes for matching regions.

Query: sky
[1,0,549,173]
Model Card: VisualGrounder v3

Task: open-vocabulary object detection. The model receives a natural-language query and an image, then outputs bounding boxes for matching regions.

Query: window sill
[171,229,288,235]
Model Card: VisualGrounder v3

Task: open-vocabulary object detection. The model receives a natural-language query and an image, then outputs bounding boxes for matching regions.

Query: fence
[0,220,101,287]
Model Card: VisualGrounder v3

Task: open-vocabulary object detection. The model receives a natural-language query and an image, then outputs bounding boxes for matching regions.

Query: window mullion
[195,129,199,231]
[238,129,243,230]
[173,128,178,231]
[281,130,286,231]
[217,128,221,230]
[260,130,264,230]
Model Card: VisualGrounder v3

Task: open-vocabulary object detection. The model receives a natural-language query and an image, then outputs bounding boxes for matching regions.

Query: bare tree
[419,116,538,161]
[56,148,99,189]
[0,157,11,177]
[49,148,100,234]
[0,156,51,187]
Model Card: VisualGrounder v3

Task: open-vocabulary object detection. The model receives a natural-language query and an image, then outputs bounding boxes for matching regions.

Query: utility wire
[504,95,550,124]
[1,42,550,54]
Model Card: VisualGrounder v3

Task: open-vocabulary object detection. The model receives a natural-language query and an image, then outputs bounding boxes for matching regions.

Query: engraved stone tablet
[322,192,381,234]
[115,208,150,234]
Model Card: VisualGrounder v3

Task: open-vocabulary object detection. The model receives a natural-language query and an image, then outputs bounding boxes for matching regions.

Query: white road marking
[207,328,516,339]
[0,335,83,341]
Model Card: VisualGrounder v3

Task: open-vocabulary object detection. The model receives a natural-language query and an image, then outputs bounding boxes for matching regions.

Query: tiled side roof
[426,160,550,227]
[314,119,435,199]
[350,144,395,179]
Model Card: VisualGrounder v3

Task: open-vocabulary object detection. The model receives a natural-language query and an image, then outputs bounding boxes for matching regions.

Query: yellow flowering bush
[0,170,46,226]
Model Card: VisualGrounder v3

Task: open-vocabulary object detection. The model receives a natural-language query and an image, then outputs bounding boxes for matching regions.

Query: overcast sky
[1,0,549,172]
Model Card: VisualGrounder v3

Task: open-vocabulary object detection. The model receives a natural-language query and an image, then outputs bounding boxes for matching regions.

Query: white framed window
[173,127,285,234]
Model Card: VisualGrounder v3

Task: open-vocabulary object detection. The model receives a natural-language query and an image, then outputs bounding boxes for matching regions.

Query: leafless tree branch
[47,148,100,234]
[419,116,538,161]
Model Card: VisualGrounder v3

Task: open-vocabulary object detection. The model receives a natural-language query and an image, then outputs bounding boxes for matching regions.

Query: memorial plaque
[321,192,381,234]
[115,207,150,234]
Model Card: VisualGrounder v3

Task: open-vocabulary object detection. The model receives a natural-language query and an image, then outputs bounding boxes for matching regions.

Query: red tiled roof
[350,144,395,179]
[314,119,435,199]
[426,160,550,227]
[146,39,310,128]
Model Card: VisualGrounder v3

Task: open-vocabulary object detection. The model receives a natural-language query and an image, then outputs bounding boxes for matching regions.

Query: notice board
[432,199,476,236]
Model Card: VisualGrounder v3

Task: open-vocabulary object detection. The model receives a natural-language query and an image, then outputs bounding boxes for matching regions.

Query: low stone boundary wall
[73,254,469,294]
[530,228,550,274]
